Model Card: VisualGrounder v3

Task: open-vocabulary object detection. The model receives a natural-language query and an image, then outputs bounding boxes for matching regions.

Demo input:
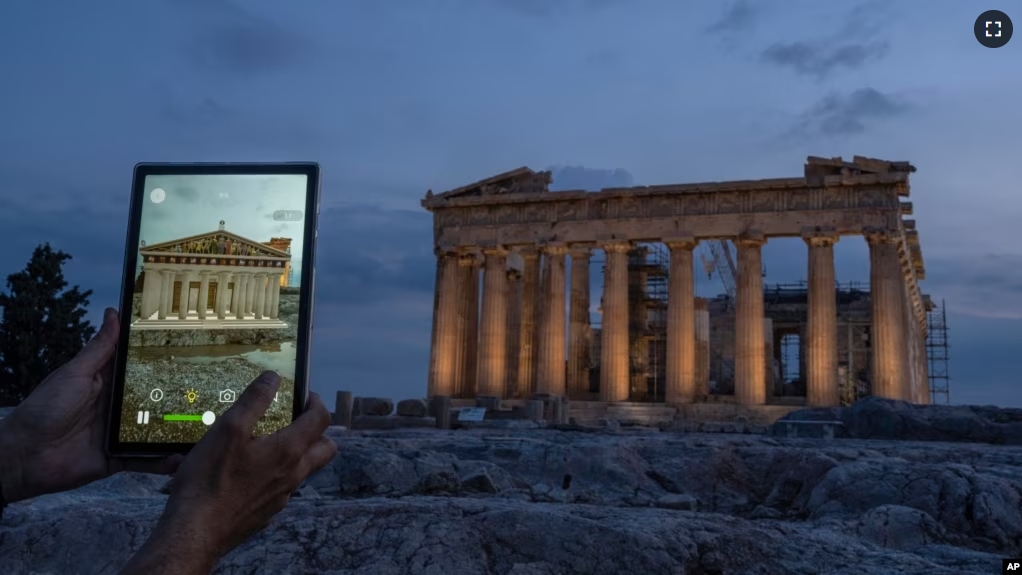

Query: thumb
[72,308,120,373]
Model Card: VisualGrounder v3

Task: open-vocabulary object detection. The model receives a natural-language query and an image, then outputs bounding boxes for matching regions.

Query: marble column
[427,254,445,397]
[477,247,509,398]
[866,230,911,400]
[764,318,775,397]
[197,271,211,320]
[694,298,710,397]
[142,269,159,319]
[231,273,242,317]
[536,244,568,396]
[262,273,274,318]
[600,241,631,402]
[665,238,698,404]
[454,253,478,398]
[246,272,258,316]
[505,268,523,398]
[269,277,281,320]
[805,233,840,407]
[517,247,541,398]
[237,273,249,319]
[159,270,173,320]
[916,325,931,404]
[216,272,229,320]
[734,234,767,406]
[254,273,267,318]
[428,252,463,397]
[177,271,192,320]
[567,246,592,398]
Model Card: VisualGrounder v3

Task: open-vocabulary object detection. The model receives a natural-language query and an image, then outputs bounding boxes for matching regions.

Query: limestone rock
[355,397,394,416]
[1,430,1014,574]
[396,398,428,417]
[776,397,1022,445]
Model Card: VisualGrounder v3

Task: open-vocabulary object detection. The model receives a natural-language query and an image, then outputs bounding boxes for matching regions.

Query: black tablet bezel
[107,162,321,457]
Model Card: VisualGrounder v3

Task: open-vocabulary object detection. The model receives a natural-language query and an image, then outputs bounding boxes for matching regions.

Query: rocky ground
[120,351,295,443]
[2,422,1019,574]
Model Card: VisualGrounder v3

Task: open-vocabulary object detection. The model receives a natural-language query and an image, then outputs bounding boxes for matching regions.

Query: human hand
[123,371,337,573]
[0,308,181,503]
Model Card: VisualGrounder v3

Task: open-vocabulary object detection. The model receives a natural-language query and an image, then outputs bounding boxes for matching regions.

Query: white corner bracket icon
[986,21,1002,37]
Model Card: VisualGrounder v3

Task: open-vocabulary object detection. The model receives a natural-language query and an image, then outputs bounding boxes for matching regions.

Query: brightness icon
[185,389,198,404]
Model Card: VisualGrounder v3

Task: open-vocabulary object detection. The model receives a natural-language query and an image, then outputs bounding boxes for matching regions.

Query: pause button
[137,411,151,424]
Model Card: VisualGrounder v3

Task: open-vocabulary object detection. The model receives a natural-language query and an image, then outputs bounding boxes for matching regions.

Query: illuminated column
[428,251,463,397]
[665,238,698,404]
[269,276,282,320]
[567,246,592,399]
[536,244,568,396]
[805,232,840,407]
[866,230,910,400]
[517,247,541,398]
[505,268,523,398]
[177,270,192,320]
[694,298,710,396]
[600,241,630,402]
[216,272,230,320]
[197,271,211,320]
[254,273,267,320]
[477,247,509,398]
[734,233,767,405]
[158,269,173,320]
[236,273,248,319]
[457,254,480,398]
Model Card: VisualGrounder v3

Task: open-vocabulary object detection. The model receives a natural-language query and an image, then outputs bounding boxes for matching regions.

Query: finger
[219,371,280,435]
[109,454,184,475]
[276,392,332,448]
[294,435,338,484]
[72,308,120,374]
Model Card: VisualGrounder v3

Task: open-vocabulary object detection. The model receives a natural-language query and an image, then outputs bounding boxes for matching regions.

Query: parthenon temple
[422,156,942,417]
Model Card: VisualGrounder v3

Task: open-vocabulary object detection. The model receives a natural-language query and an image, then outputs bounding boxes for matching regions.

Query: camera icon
[219,389,237,403]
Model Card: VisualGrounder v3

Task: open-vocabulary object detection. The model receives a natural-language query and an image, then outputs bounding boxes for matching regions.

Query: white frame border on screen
[106,162,321,457]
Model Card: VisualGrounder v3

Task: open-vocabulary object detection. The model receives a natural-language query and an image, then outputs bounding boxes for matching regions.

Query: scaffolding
[927,299,951,405]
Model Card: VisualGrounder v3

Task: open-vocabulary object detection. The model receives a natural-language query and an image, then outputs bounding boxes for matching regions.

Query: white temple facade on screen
[133,222,292,330]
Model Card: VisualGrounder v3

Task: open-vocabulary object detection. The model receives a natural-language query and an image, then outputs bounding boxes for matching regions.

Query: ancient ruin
[421,156,947,422]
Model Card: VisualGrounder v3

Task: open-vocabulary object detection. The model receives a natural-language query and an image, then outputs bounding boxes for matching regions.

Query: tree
[0,244,96,405]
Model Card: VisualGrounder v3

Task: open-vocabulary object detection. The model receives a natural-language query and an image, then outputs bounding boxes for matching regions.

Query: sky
[138,173,308,286]
[0,0,1019,407]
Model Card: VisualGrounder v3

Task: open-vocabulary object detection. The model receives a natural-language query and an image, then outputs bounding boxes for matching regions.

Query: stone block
[352,415,434,430]
[397,399,428,418]
[356,397,394,416]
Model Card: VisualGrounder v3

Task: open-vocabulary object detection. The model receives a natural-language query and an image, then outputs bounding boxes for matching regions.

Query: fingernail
[260,371,280,387]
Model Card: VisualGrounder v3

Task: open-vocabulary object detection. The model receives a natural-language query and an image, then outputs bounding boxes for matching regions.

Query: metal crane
[700,240,737,299]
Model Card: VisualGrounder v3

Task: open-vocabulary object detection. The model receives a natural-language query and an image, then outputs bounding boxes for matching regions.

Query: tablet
[107,163,320,456]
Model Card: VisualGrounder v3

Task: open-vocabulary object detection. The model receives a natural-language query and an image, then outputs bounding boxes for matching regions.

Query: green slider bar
[163,414,203,422]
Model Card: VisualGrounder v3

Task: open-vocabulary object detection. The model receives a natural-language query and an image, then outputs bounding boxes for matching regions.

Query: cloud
[163,0,316,75]
[761,41,888,79]
[547,165,635,190]
[760,1,891,79]
[923,253,1022,320]
[793,88,911,136]
[706,0,759,34]
[492,0,625,18]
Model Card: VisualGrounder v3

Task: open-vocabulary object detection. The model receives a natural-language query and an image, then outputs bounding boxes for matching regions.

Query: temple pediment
[428,167,552,201]
[140,229,291,260]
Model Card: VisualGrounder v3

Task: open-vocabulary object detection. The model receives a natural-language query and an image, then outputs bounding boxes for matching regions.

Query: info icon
[975,10,1012,48]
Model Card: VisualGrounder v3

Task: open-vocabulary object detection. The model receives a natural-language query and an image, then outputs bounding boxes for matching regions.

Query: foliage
[0,244,96,406]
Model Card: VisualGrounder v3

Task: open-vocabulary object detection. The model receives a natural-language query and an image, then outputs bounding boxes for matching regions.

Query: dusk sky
[1,1,1019,406]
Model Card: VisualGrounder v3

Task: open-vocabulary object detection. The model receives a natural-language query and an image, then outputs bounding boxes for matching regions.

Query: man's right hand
[122,371,338,574]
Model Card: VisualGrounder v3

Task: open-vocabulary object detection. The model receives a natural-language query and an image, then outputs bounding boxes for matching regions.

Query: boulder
[354,397,393,416]
[396,398,428,417]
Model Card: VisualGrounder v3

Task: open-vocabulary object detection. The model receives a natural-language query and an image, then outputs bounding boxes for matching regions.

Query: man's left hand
[0,308,181,503]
